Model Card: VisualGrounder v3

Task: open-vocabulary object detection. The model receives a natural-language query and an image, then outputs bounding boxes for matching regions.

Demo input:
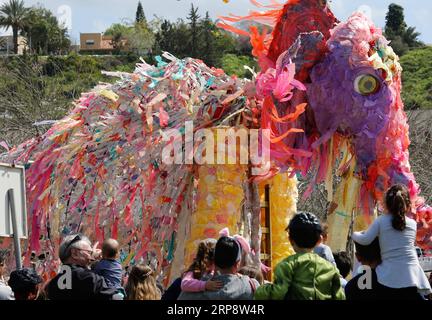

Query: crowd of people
[0,184,431,300]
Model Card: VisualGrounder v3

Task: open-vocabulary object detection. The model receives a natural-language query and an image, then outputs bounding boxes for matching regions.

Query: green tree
[385,4,406,36]
[126,22,155,56]
[0,0,29,54]
[136,1,146,24]
[219,53,257,78]
[213,29,238,56]
[400,46,432,109]
[403,26,423,48]
[105,23,130,51]
[22,6,70,55]
[200,11,215,66]
[105,21,154,56]
[154,19,174,53]
[384,3,423,55]
[187,4,200,57]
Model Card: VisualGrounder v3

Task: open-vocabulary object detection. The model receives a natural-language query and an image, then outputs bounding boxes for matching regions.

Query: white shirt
[0,278,14,300]
[352,214,431,295]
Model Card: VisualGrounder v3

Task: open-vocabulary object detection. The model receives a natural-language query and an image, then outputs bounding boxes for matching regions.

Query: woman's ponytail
[385,184,410,231]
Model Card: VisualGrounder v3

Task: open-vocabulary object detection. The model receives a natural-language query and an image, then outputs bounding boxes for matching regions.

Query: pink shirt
[181,272,208,292]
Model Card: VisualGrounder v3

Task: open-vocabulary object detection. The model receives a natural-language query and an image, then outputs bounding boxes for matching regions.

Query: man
[8,268,42,300]
[0,249,14,300]
[47,234,118,300]
[345,238,423,300]
[178,236,257,300]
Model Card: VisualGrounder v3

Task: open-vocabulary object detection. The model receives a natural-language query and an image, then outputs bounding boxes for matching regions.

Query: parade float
[1,0,431,285]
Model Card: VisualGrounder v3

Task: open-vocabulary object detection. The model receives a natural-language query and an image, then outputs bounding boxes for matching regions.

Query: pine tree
[385,3,406,37]
[157,20,173,53]
[201,12,215,66]
[135,1,146,24]
[187,4,200,57]
[384,4,423,55]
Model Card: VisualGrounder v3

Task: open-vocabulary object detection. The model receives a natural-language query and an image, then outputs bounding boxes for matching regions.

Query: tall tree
[201,12,215,66]
[0,0,29,54]
[187,4,200,57]
[22,6,71,55]
[135,1,146,24]
[154,19,174,53]
[385,3,406,37]
[384,3,423,55]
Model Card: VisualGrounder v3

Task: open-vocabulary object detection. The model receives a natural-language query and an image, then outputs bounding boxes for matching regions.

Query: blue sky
[0,0,431,45]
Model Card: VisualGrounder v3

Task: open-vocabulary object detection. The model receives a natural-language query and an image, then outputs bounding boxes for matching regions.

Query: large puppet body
[1,0,431,283]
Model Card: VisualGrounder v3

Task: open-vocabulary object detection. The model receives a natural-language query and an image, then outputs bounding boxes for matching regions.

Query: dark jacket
[93,259,123,289]
[345,267,424,300]
[47,264,117,300]
[161,277,182,301]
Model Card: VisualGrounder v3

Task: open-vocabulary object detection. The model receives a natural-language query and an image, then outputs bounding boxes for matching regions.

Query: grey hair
[58,234,91,263]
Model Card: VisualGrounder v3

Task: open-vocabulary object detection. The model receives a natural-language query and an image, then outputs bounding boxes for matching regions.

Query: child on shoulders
[181,238,223,293]
[352,184,432,297]
[255,212,345,300]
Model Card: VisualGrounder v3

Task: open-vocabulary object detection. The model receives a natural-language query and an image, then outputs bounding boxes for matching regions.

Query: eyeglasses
[77,248,93,254]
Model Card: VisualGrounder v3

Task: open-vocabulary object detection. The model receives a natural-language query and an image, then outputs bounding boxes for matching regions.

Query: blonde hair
[125,264,161,300]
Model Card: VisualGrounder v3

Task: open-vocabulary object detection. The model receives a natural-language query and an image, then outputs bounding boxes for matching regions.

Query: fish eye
[354,74,380,95]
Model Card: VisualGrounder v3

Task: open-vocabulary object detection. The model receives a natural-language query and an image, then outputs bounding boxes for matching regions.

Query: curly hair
[385,184,411,231]
[186,239,216,279]
[125,264,161,300]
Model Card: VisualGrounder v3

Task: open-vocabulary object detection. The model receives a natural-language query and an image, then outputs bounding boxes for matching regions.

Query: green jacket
[255,252,345,300]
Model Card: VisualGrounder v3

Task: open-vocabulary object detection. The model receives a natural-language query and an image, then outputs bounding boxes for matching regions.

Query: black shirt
[161,277,182,301]
[47,264,117,300]
[345,268,424,300]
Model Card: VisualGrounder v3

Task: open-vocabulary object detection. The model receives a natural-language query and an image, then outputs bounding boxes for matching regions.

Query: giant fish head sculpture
[222,0,432,248]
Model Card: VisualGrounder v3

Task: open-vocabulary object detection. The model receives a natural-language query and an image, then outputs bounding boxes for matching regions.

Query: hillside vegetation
[401,46,432,109]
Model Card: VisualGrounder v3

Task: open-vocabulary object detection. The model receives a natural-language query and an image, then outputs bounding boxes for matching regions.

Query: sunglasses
[64,234,84,253]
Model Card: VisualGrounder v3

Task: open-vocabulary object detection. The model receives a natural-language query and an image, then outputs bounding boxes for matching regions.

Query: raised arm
[351,217,380,245]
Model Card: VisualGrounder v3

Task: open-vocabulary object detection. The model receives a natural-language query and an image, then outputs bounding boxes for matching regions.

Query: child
[352,184,432,296]
[313,223,336,266]
[255,212,345,300]
[125,264,161,300]
[8,268,42,300]
[93,238,123,290]
[181,238,223,293]
[333,251,352,288]
[219,228,252,268]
